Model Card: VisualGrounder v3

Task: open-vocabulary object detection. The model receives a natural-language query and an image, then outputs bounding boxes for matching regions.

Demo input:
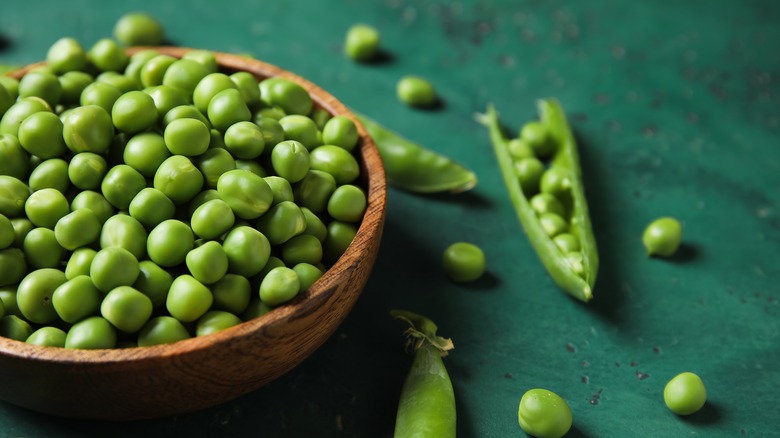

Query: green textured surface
[1,0,779,436]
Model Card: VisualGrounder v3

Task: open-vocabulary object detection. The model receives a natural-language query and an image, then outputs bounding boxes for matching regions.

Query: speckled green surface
[1,0,779,436]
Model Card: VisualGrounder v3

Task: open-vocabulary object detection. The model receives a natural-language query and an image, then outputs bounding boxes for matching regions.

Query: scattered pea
[344,24,380,62]
[113,12,165,46]
[442,242,486,283]
[397,75,437,108]
[642,217,683,257]
[517,388,573,438]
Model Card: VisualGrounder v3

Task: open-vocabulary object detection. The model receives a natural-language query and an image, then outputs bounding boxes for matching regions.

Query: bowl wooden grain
[0,47,387,420]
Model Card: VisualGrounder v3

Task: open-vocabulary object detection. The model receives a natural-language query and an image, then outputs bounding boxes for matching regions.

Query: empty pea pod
[354,112,476,194]
[476,100,598,302]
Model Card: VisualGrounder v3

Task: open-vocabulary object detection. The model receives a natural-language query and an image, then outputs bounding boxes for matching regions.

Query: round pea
[442,242,486,283]
[0,248,27,287]
[0,287,18,316]
[111,90,157,134]
[23,228,64,269]
[68,152,108,190]
[29,158,70,193]
[515,157,545,195]
[260,78,313,116]
[222,226,271,277]
[90,246,140,293]
[0,97,51,137]
[190,199,235,240]
[10,218,34,248]
[224,121,265,159]
[530,193,566,217]
[100,164,146,210]
[271,140,310,183]
[207,88,251,133]
[664,372,707,415]
[46,37,87,74]
[183,50,217,74]
[164,118,211,156]
[216,169,273,219]
[553,233,580,253]
[263,176,294,205]
[292,263,323,291]
[278,115,319,150]
[52,275,101,323]
[540,167,572,198]
[193,73,237,113]
[0,176,30,218]
[254,117,285,148]
[80,81,122,113]
[211,273,251,315]
[70,190,114,224]
[25,188,69,229]
[64,247,96,280]
[187,189,220,217]
[101,286,153,333]
[507,138,535,160]
[327,184,367,223]
[259,266,300,307]
[17,111,67,159]
[195,310,242,337]
[300,207,327,242]
[162,59,210,96]
[322,220,357,264]
[99,214,147,259]
[57,71,92,105]
[281,234,323,266]
[26,326,67,347]
[256,201,306,245]
[163,105,211,129]
[122,132,169,177]
[397,75,437,107]
[125,49,160,83]
[128,187,176,229]
[186,240,228,285]
[166,275,213,323]
[255,106,286,121]
[16,268,67,324]
[642,217,683,257]
[140,54,177,88]
[322,115,359,151]
[0,77,19,101]
[53,208,101,250]
[137,316,191,347]
[309,145,360,185]
[520,121,556,158]
[147,219,194,267]
[189,146,234,190]
[87,38,128,72]
[113,12,165,46]
[344,24,380,62]
[517,389,573,438]
[18,70,61,107]
[0,315,33,341]
[257,255,286,279]
[153,155,205,205]
[65,316,117,349]
[62,105,114,154]
[144,85,189,119]
[133,260,174,309]
[234,159,267,177]
[539,212,568,237]
[0,134,30,180]
[566,252,586,278]
[230,71,261,108]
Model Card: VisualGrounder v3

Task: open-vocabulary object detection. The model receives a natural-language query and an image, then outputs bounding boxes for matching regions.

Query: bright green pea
[344,24,380,62]
[207,88,251,133]
[255,106,286,121]
[62,105,114,154]
[128,188,175,230]
[163,105,211,129]
[25,188,69,229]
[46,37,88,74]
[281,234,323,266]
[101,286,153,333]
[552,233,580,253]
[182,50,217,73]
[664,372,707,415]
[137,316,191,346]
[222,226,271,277]
[0,134,30,180]
[0,315,33,341]
[292,263,323,291]
[643,217,683,257]
[29,158,70,193]
[101,164,146,210]
[257,255,286,279]
[16,268,66,324]
[147,219,194,267]
[133,260,174,309]
[17,111,67,159]
[278,115,319,150]
[80,81,122,113]
[11,218,34,248]
[0,248,27,287]
[0,214,13,249]
[164,118,210,156]
[186,189,220,217]
[520,121,556,158]
[322,115,359,151]
[256,201,306,246]
[309,145,360,185]
[193,73,237,113]
[397,75,437,107]
[300,207,327,242]
[263,176,294,205]
[23,228,64,269]
[322,220,357,264]
[0,77,19,101]
[186,240,228,285]
[124,49,160,83]
[216,169,273,220]
[540,167,572,198]
[0,176,31,218]
[254,117,285,149]
[113,12,165,46]
[140,54,177,88]
[518,389,572,438]
[211,273,251,315]
[442,242,486,283]
[566,252,586,278]
[144,85,189,119]
[53,208,101,251]
[327,184,367,223]
[90,246,140,293]
[153,155,205,205]
[230,71,261,108]
[99,214,147,259]
[507,138,535,160]
[18,70,62,107]
[111,90,158,134]
[0,97,52,137]
[70,190,114,224]
[190,199,235,240]
[271,140,310,182]
[234,159,267,177]
[52,275,101,323]
[68,152,108,190]
[514,157,545,196]
[64,247,96,280]
[259,266,300,307]
[224,121,265,159]
[88,38,128,72]
[195,310,241,337]
[162,59,210,96]
[166,274,213,323]
[123,131,171,178]
[26,326,67,347]
[65,316,117,349]
[530,193,566,217]
[539,212,568,237]
[260,78,313,116]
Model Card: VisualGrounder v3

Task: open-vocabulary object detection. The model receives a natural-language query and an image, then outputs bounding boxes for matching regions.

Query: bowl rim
[0,46,387,365]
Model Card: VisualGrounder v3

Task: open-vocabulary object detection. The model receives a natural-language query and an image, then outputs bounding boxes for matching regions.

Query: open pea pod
[476,100,598,302]
[354,112,477,194]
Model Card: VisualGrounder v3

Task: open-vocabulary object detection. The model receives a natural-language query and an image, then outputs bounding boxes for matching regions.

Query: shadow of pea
[677,401,724,426]
[663,242,701,264]
[0,34,11,51]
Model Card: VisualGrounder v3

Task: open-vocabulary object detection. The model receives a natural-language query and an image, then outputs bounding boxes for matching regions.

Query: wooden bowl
[0,47,386,420]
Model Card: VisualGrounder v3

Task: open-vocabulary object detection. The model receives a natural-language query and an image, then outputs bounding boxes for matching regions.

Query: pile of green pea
[509,122,585,277]
[0,38,369,349]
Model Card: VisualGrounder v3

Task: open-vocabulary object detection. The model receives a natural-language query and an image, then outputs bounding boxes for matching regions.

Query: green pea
[80,81,122,113]
[193,73,237,113]
[182,50,217,73]
[133,260,174,309]
[53,208,101,251]
[300,207,328,242]
[254,117,285,149]
[0,97,52,137]
[64,247,96,280]
[257,255,286,279]
[0,175,31,218]
[530,193,565,217]
[144,85,189,119]
[23,228,64,269]
[163,59,210,96]
[186,240,228,285]
[224,121,265,159]
[442,242,486,283]
[263,176,294,206]
[16,268,67,324]
[642,217,683,257]
[99,214,147,259]
[552,233,580,253]
[0,315,33,341]
[397,75,438,107]
[154,155,205,205]
[256,201,306,245]
[507,138,535,160]
[566,252,586,278]
[90,246,140,292]
[26,326,67,347]
[517,388,572,438]
[0,77,19,101]
[216,169,273,219]
[0,287,18,316]
[222,226,271,277]
[664,372,707,415]
[0,134,30,180]
[514,157,545,196]
[190,199,235,240]
[344,24,380,62]
[164,118,210,156]
[10,218,34,248]
[52,275,101,323]
[18,70,61,107]
[65,316,117,349]
[62,105,114,154]
[0,214,13,250]
[211,273,251,315]
[68,152,108,190]
[113,12,165,46]
[520,121,555,158]
[539,212,568,237]
[163,105,211,129]
[186,189,221,217]
[87,38,128,72]
[140,54,177,88]
[46,37,87,74]
[322,220,357,264]
[310,108,331,130]
[147,219,194,267]
[124,49,160,83]
[259,266,300,307]
[111,90,158,134]
[128,187,176,230]
[121,132,168,177]
[309,145,360,185]
[59,71,94,105]
[70,190,115,224]
[17,111,67,159]
[540,167,572,198]
[260,78,313,116]
[207,88,251,132]
[166,275,213,323]
[271,140,310,183]
[0,248,27,287]
[230,71,261,108]
[195,310,242,337]
[25,188,69,229]
[327,184,367,223]
[101,164,146,210]
[292,263,323,291]
[278,115,319,150]
[234,159,267,177]
[281,234,323,266]
[29,158,70,193]
[95,72,141,94]
[101,286,153,333]
[137,316,191,347]
[255,106,286,121]
[322,115,359,151]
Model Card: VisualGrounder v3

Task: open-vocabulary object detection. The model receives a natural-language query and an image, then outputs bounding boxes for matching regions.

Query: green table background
[1,0,778,436]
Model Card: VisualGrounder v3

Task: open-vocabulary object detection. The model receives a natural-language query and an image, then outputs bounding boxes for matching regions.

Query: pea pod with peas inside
[476,100,598,302]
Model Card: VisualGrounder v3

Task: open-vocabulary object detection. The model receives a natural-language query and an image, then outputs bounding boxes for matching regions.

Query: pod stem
[391,309,454,357]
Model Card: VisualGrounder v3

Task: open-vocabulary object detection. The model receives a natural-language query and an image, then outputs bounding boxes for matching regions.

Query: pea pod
[391,309,456,438]
[476,100,598,302]
[355,112,476,194]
